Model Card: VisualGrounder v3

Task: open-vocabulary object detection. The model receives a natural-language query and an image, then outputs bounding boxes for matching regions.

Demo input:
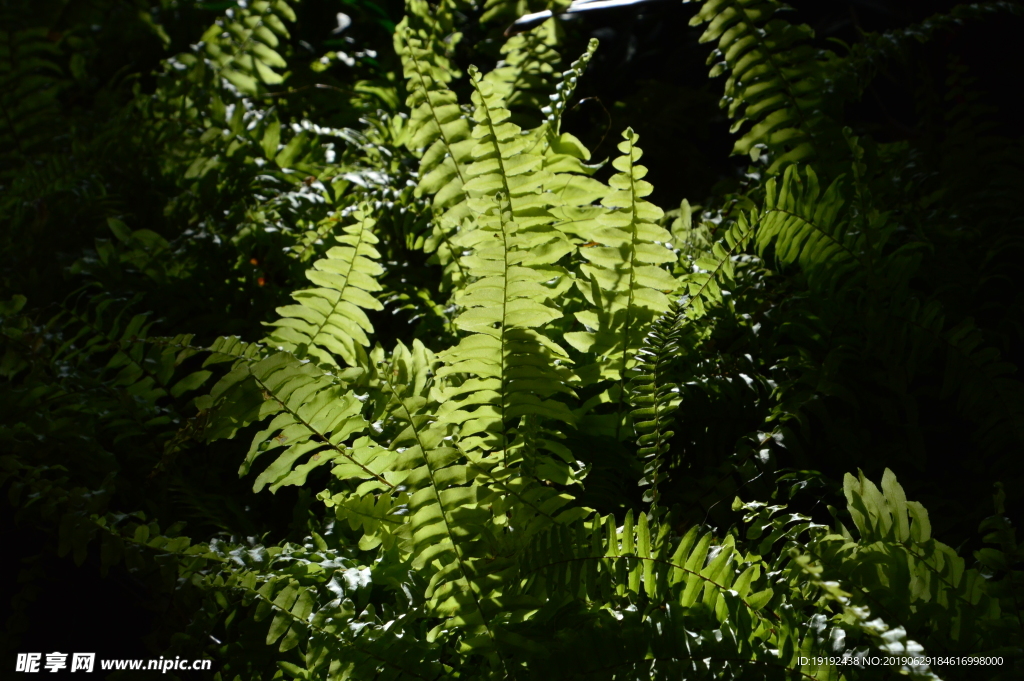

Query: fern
[797,470,1015,671]
[6,1,1024,679]
[196,0,296,96]
[396,17,475,286]
[437,190,576,457]
[517,509,830,680]
[0,26,63,178]
[563,128,676,432]
[544,37,598,134]
[483,18,563,129]
[198,343,394,494]
[265,206,384,368]
[627,299,691,513]
[687,0,841,173]
[753,164,860,293]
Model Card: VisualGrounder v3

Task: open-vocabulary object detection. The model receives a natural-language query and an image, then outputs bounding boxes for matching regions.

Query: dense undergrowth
[2,0,1023,679]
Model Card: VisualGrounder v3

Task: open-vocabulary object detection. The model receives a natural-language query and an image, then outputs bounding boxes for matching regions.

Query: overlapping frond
[483,18,562,128]
[200,345,389,494]
[370,352,518,671]
[753,164,858,293]
[437,191,576,457]
[562,129,675,432]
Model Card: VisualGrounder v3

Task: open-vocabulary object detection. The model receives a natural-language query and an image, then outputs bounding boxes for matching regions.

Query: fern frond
[522,600,842,681]
[632,233,771,514]
[0,295,213,459]
[265,206,383,368]
[544,37,599,134]
[197,0,296,96]
[372,354,518,672]
[523,511,774,616]
[511,510,849,679]
[688,0,840,173]
[483,18,562,129]
[755,164,859,293]
[460,66,561,232]
[395,3,475,286]
[437,191,576,459]
[562,129,674,435]
[199,347,391,494]
[420,66,579,463]
[798,469,1011,667]
[0,27,65,175]
[52,295,212,409]
[628,300,691,512]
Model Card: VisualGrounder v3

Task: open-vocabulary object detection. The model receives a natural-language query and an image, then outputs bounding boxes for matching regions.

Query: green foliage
[687,0,842,172]
[0,27,65,175]
[3,0,1024,679]
[266,206,384,368]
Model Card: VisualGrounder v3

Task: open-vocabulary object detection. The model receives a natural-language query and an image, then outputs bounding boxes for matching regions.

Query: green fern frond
[397,0,466,71]
[320,489,411,551]
[512,510,842,679]
[373,354,517,671]
[754,164,858,293]
[483,18,562,129]
[197,0,296,96]
[396,21,474,285]
[544,37,599,134]
[265,206,383,368]
[628,300,692,512]
[419,67,581,464]
[626,213,763,513]
[437,191,576,458]
[199,347,389,494]
[562,129,675,435]
[52,295,211,409]
[798,469,1010,666]
[460,65,562,232]
[688,0,840,173]
[522,511,775,617]
[0,27,65,175]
